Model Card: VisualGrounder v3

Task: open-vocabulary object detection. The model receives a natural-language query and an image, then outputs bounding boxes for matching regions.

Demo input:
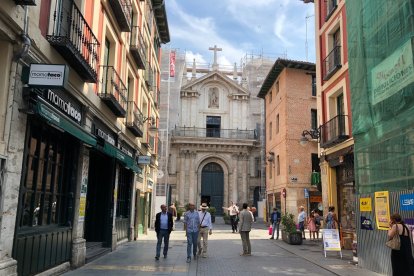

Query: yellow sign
[79,197,86,218]
[360,198,372,212]
[375,191,390,230]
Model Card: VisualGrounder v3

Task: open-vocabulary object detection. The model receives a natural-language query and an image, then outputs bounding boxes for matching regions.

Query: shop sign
[46,90,82,124]
[310,195,322,202]
[28,64,68,87]
[96,128,116,146]
[360,197,372,212]
[400,193,414,211]
[374,191,391,230]
[371,39,414,105]
[39,103,60,124]
[137,155,151,165]
[360,216,373,230]
[322,229,341,251]
[119,145,134,158]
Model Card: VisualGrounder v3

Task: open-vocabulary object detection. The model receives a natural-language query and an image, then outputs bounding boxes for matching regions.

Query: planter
[281,230,303,245]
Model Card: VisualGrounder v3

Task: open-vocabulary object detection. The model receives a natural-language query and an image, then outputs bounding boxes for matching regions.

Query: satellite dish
[157,170,164,179]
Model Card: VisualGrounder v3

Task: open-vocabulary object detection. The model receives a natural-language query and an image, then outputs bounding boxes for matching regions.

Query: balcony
[320,115,349,148]
[172,127,257,140]
[47,1,99,83]
[108,0,132,32]
[15,0,36,5]
[130,26,147,69]
[145,68,154,90]
[126,101,144,137]
[323,45,341,80]
[325,0,338,21]
[98,66,127,117]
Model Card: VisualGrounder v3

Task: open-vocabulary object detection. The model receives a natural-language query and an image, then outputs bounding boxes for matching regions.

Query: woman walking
[387,213,414,276]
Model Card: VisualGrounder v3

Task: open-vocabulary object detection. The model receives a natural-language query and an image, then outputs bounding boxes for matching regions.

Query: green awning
[101,142,141,173]
[36,101,97,146]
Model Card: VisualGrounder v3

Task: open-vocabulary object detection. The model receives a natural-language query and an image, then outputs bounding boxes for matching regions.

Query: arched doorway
[201,162,224,215]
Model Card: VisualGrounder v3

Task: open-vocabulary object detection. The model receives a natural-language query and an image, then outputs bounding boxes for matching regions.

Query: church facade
[160,49,271,215]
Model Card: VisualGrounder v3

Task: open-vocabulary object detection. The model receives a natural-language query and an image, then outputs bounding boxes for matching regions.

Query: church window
[206,116,221,137]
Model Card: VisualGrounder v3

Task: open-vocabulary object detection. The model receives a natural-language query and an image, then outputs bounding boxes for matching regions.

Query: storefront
[13,86,94,275]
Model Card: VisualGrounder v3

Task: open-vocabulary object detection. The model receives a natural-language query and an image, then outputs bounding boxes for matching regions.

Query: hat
[200,203,209,209]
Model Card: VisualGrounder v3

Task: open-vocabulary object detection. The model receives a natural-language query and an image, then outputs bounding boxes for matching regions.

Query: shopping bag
[268,225,273,235]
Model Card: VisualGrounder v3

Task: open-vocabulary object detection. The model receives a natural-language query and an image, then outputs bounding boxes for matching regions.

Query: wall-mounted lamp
[300,129,320,146]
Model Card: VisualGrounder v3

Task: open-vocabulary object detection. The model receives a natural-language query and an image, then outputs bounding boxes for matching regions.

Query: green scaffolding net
[346,0,414,194]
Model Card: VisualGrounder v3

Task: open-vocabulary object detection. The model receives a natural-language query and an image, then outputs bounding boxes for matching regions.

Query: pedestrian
[270,207,281,240]
[325,206,338,229]
[239,203,253,256]
[298,206,307,240]
[183,202,200,263]
[154,204,173,260]
[314,209,321,240]
[169,202,177,230]
[223,201,239,233]
[387,213,414,276]
[307,211,317,240]
[197,203,213,258]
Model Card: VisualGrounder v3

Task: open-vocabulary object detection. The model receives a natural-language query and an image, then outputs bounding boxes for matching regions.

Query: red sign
[282,188,286,198]
[169,51,176,77]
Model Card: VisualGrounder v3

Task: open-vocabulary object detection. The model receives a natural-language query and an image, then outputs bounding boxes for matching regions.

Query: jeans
[187,231,199,258]
[156,229,170,257]
[271,222,280,239]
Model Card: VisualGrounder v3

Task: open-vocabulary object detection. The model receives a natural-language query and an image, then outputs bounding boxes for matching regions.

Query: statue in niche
[208,87,219,108]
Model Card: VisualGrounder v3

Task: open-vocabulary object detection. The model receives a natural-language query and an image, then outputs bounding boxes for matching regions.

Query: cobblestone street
[63,219,382,276]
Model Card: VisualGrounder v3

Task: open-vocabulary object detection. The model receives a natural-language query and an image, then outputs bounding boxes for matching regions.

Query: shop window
[18,121,77,228]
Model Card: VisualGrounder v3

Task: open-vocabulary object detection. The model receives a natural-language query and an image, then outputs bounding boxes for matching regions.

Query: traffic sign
[304,188,309,198]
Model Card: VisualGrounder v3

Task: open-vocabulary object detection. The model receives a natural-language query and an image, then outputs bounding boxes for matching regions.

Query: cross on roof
[209,45,222,70]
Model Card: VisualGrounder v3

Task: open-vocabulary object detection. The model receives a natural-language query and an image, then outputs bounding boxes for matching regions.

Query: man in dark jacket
[154,204,173,260]
[270,207,281,240]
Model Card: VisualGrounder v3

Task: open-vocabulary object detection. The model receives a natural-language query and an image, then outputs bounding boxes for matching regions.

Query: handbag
[268,225,273,235]
[386,233,400,250]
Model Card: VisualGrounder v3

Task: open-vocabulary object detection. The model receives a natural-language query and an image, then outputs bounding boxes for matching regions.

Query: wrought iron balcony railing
[130,26,147,69]
[323,45,341,80]
[98,66,127,117]
[320,114,349,148]
[47,1,99,83]
[126,101,144,137]
[109,0,132,32]
[172,126,257,140]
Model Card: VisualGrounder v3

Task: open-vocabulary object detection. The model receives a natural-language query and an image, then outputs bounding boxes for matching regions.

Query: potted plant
[209,206,216,223]
[281,213,303,245]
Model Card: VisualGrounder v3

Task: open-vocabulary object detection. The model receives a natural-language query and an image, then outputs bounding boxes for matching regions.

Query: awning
[99,142,141,173]
[36,100,97,146]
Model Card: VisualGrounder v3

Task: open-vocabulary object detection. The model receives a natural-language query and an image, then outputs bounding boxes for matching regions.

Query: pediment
[181,71,249,96]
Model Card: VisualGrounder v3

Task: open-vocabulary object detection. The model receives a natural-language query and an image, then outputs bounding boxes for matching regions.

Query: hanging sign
[374,191,390,230]
[360,216,373,230]
[28,64,68,87]
[360,197,372,212]
[137,155,151,165]
[400,193,414,211]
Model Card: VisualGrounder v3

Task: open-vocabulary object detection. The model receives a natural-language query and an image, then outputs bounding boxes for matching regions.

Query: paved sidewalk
[64,218,384,275]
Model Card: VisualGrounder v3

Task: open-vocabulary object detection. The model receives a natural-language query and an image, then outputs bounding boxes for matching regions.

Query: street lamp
[300,128,320,146]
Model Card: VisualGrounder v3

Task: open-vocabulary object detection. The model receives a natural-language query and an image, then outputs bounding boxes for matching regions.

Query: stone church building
[158,48,274,215]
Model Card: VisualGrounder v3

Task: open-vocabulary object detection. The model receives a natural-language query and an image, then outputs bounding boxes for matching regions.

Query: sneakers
[270,237,274,239]
[186,257,191,263]
[202,254,207,258]
[155,256,159,260]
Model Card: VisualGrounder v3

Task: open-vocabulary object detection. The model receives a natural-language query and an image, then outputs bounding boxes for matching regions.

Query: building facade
[347,0,414,274]
[258,59,319,217]
[304,0,356,250]
[158,49,273,215]
[0,0,168,275]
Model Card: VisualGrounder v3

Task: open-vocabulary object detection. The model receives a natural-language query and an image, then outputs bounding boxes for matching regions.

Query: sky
[164,0,316,67]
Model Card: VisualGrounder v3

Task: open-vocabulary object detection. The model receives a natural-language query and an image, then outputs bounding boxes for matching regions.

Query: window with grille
[18,121,77,228]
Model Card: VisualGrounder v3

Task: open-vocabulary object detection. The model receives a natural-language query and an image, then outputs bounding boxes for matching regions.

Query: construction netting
[346,0,414,194]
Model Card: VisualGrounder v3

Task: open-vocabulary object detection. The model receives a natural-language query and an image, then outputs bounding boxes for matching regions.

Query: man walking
[154,204,173,260]
[239,203,253,256]
[184,202,200,263]
[197,203,212,258]
[270,207,281,240]
[298,206,307,240]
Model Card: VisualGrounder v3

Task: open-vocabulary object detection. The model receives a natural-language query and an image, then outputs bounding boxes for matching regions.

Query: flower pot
[282,230,303,245]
